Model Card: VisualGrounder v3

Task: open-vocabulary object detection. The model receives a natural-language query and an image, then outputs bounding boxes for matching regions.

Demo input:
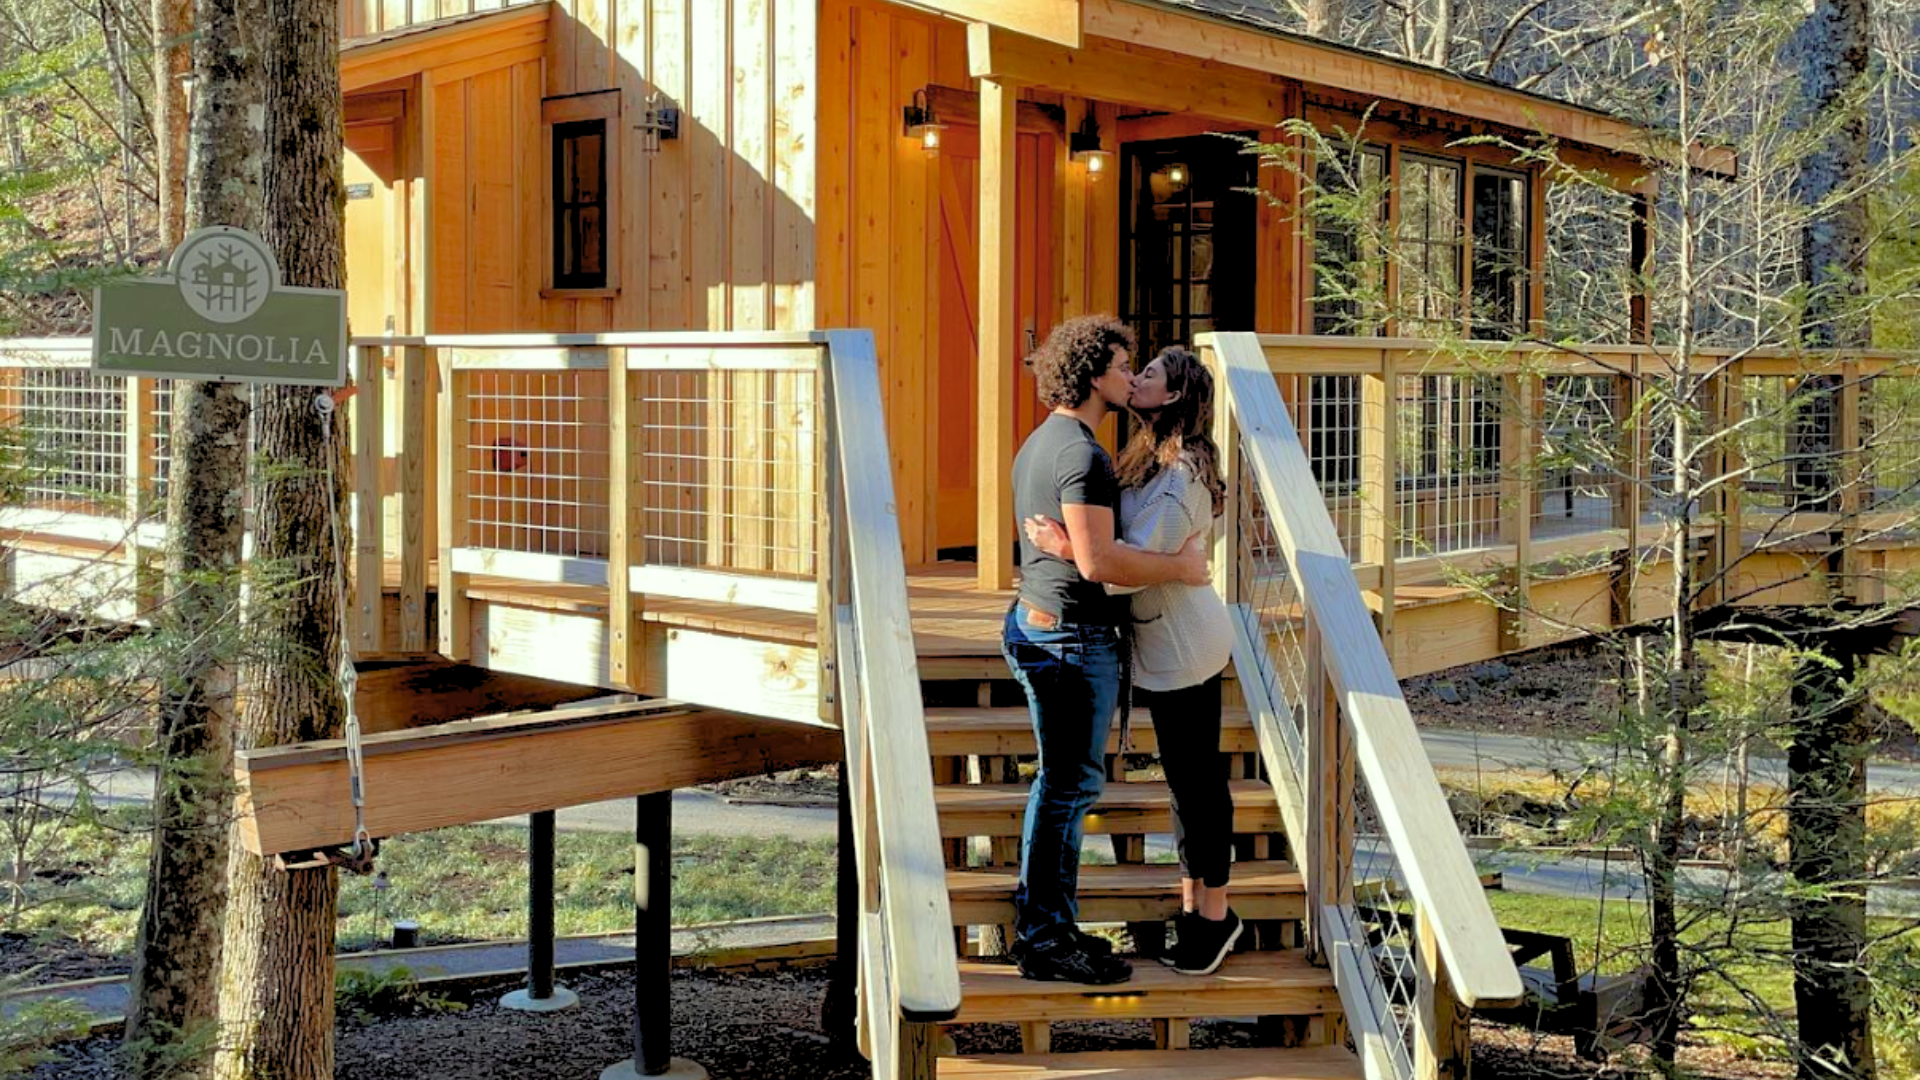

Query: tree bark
[210,0,346,1074]
[1791,0,1876,1076]
[121,0,263,1071]
[152,0,192,247]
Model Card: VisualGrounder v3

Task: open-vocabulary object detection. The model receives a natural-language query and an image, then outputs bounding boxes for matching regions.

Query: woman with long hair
[1024,344,1240,975]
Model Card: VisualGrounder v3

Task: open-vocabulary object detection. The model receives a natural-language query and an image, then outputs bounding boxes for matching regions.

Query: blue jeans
[1001,606,1123,947]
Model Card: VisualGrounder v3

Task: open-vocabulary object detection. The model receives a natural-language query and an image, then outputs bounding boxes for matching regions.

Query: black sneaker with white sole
[1012,936,1133,984]
[1168,909,1243,976]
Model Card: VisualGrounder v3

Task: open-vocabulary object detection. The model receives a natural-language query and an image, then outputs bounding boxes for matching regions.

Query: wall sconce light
[634,93,680,155]
[1069,112,1112,179]
[1165,162,1190,189]
[902,88,944,155]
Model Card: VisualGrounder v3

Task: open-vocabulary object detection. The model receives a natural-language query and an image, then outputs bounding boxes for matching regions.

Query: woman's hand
[1024,514,1074,560]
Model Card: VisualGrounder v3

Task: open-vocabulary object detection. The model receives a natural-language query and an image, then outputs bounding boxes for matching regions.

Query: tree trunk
[1791,0,1876,1076]
[210,0,346,1074]
[121,0,263,1071]
[152,0,192,247]
[1302,0,1339,38]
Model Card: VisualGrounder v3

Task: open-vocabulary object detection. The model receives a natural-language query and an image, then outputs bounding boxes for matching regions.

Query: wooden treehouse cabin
[1,1,1912,1078]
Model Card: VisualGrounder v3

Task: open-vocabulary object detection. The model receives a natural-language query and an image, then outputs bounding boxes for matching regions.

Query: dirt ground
[26,965,1782,1080]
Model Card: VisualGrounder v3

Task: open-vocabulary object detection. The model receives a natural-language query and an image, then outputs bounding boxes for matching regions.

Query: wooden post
[1416,906,1472,1080]
[437,350,471,660]
[1361,352,1397,652]
[1209,341,1241,607]
[352,345,385,654]
[1838,360,1863,602]
[501,809,578,1012]
[122,375,157,612]
[608,347,646,691]
[1611,364,1644,625]
[977,75,1020,591]
[817,344,840,723]
[397,345,429,652]
[1497,373,1534,653]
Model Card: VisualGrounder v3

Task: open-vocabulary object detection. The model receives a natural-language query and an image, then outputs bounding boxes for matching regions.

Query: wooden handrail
[823,330,962,1025]
[1207,331,1524,1012]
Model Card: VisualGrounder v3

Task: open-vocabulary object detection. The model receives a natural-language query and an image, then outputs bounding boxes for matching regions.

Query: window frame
[1468,164,1532,340]
[540,89,621,299]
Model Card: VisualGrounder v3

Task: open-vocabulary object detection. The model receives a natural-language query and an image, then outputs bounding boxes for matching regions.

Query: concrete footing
[597,1057,708,1080]
[499,985,579,1013]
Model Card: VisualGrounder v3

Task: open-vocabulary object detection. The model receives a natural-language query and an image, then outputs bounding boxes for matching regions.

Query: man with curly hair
[1002,314,1210,984]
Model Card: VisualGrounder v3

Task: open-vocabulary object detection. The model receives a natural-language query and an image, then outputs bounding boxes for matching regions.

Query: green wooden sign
[92,226,347,386]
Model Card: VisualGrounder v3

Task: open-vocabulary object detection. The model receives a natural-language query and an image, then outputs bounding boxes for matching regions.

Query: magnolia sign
[92,226,347,386]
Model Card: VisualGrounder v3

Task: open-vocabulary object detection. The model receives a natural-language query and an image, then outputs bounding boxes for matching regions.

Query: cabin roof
[1105,0,1729,176]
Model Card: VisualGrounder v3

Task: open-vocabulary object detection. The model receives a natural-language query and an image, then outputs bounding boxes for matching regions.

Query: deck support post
[822,760,860,1048]
[501,809,578,1012]
[601,792,706,1080]
[1416,906,1472,1080]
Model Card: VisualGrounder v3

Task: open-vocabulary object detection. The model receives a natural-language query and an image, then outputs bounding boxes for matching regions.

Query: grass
[1486,889,1920,1071]
[14,811,839,961]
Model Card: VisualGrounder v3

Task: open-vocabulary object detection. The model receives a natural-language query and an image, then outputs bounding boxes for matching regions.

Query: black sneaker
[1169,910,1243,976]
[1014,936,1133,984]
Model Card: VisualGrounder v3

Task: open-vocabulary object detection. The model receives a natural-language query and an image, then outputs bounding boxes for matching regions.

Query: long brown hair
[1115,347,1226,517]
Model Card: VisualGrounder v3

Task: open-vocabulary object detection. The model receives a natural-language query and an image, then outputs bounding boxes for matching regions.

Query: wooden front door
[933,129,1057,556]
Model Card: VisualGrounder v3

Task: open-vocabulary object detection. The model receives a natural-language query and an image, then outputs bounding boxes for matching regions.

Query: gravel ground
[28,964,1777,1080]
[0,932,127,985]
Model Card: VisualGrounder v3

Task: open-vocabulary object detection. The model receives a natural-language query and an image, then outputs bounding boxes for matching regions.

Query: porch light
[1069,112,1112,178]
[633,93,680,155]
[903,89,945,156]
[1166,162,1189,189]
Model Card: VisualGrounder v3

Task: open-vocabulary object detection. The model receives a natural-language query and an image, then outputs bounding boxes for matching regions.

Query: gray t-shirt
[1013,413,1121,625]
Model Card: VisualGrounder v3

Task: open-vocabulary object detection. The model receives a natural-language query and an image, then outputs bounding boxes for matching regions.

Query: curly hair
[1115,347,1226,517]
[1028,315,1137,409]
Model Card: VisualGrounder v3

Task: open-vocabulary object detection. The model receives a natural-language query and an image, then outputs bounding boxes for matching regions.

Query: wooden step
[924,706,1259,757]
[935,781,1282,839]
[953,951,1339,1024]
[947,861,1304,924]
[940,1047,1362,1079]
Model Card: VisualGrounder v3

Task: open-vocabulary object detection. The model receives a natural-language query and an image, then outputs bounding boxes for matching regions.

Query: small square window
[553,119,607,290]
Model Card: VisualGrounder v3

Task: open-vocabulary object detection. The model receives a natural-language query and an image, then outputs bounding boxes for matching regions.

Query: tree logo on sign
[173,228,279,323]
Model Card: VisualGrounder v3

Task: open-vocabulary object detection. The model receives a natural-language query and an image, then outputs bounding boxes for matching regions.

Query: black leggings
[1137,672,1232,888]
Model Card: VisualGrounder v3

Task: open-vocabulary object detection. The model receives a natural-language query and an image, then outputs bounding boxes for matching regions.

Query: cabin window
[553,119,608,290]
[1397,154,1464,335]
[1309,145,1388,336]
[1471,167,1530,338]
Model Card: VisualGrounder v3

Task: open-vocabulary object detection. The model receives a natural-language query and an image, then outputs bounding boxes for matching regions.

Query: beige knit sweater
[1110,458,1235,692]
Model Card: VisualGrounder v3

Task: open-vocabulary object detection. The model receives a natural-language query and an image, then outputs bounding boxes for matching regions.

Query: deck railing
[1204,331,1525,1080]
[1253,334,1916,651]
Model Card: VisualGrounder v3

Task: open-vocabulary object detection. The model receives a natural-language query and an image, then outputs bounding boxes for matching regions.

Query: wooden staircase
[920,671,1361,1077]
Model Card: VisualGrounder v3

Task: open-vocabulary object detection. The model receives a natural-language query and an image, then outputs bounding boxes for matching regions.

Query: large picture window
[1397,154,1464,335]
[1472,167,1530,338]
[1310,146,1388,336]
[552,119,607,290]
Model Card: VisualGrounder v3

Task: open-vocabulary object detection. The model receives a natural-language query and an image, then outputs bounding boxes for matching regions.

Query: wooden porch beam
[969,24,1288,127]
[233,699,841,856]
[978,74,1020,591]
[902,0,1082,48]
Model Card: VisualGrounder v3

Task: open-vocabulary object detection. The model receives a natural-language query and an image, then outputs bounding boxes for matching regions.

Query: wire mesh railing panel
[1395,374,1503,558]
[14,368,126,516]
[1347,760,1422,1080]
[1291,374,1364,560]
[1234,436,1311,769]
[1534,375,1625,542]
[1862,376,1920,521]
[149,379,174,517]
[635,368,817,578]
[462,370,611,559]
[1738,374,1845,516]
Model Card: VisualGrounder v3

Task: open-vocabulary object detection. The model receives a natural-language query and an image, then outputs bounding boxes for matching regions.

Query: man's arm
[1060,502,1209,587]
